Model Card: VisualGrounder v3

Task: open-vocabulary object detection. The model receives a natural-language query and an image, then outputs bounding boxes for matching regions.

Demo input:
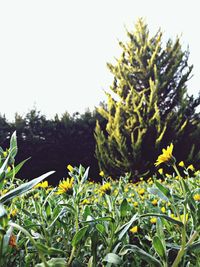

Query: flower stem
[171,164,187,267]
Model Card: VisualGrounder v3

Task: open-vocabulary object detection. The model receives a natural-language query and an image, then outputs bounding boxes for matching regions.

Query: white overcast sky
[0,0,199,121]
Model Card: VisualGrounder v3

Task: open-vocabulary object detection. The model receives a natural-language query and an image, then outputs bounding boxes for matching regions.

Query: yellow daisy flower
[155,143,175,167]
[193,193,200,202]
[133,201,138,207]
[138,188,145,195]
[152,199,158,206]
[10,208,18,217]
[150,217,157,224]
[99,182,111,195]
[57,177,74,195]
[130,226,138,234]
[161,207,166,213]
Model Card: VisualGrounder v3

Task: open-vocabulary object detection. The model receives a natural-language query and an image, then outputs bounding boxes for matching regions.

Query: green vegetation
[95,18,200,179]
[0,133,200,266]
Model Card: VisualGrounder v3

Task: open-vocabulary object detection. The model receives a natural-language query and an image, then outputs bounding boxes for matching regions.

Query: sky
[0,0,199,122]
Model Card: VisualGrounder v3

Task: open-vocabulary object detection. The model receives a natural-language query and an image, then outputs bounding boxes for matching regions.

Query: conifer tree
[95,18,200,179]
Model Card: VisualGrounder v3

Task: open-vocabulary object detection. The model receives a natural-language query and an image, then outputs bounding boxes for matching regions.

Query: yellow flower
[124,188,129,193]
[57,178,74,195]
[187,164,195,171]
[178,161,185,167]
[100,182,111,195]
[193,193,200,202]
[167,202,171,207]
[194,170,200,176]
[67,164,74,172]
[10,208,18,217]
[130,226,138,234]
[158,168,163,175]
[152,199,158,206]
[114,189,119,195]
[81,199,90,205]
[3,151,7,157]
[161,207,166,213]
[150,217,157,224]
[7,166,11,172]
[33,192,40,199]
[140,196,145,201]
[155,143,175,167]
[138,188,145,195]
[133,201,138,207]
[35,181,48,189]
[1,189,8,196]
[99,171,104,177]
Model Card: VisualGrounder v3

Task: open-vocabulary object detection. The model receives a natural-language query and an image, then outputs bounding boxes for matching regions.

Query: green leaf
[156,218,166,253]
[81,167,90,183]
[83,216,114,224]
[95,223,105,234]
[155,181,171,198]
[36,242,49,253]
[9,131,18,158]
[72,226,89,247]
[48,247,65,256]
[2,226,13,254]
[6,158,31,179]
[9,146,18,160]
[103,253,122,265]
[187,241,200,252]
[116,213,138,240]
[0,156,10,178]
[10,131,17,150]
[0,171,55,204]
[153,235,166,259]
[0,204,8,228]
[119,245,162,267]
[71,259,84,267]
[87,256,93,267]
[83,205,91,221]
[148,187,168,201]
[120,198,130,217]
[0,204,7,219]
[45,204,51,217]
[35,258,66,267]
[48,207,66,229]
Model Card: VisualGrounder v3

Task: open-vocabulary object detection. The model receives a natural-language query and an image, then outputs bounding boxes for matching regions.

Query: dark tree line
[0,108,106,185]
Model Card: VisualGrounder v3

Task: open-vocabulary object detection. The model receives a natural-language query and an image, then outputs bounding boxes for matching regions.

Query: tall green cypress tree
[95,18,200,179]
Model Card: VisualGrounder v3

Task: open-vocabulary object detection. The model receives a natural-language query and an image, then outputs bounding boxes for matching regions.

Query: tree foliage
[95,18,200,179]
[0,109,105,184]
